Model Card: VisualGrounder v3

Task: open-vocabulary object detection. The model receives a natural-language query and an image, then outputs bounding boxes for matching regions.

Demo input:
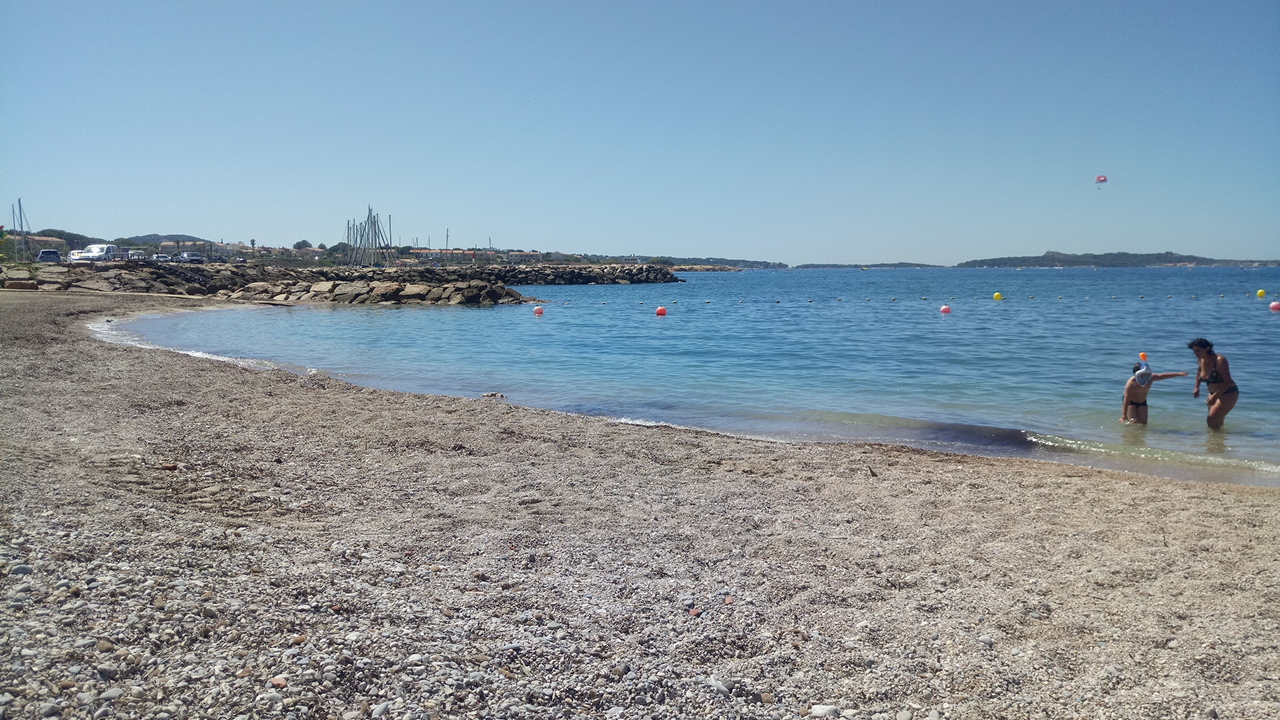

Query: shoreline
[106,299,1279,489]
[2,291,1278,719]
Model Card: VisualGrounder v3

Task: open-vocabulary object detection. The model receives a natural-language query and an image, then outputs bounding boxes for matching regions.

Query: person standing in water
[1120,363,1188,425]
[1188,338,1239,429]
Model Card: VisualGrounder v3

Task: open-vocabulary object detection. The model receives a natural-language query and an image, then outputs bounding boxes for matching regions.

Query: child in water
[1121,363,1189,425]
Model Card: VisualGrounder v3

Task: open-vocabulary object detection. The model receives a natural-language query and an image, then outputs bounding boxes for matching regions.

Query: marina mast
[341,207,396,267]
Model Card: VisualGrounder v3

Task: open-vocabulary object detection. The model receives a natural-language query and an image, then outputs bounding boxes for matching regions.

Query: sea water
[112,267,1280,486]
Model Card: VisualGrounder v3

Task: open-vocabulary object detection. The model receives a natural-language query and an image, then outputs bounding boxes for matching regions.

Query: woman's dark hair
[1187,338,1214,352]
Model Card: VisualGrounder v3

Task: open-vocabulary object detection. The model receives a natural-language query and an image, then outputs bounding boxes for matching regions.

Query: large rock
[72,278,116,292]
[3,280,38,290]
[399,283,433,299]
[333,281,369,296]
[369,282,403,300]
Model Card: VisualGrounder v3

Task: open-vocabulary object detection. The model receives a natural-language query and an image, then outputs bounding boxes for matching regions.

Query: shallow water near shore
[113,266,1280,485]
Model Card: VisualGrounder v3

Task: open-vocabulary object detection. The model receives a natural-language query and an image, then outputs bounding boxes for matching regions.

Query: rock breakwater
[0,263,681,306]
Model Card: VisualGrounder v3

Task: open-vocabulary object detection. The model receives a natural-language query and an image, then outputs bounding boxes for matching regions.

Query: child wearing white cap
[1121,363,1189,425]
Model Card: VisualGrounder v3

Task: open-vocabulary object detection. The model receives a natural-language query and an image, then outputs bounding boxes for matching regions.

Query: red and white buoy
[656,306,667,316]
[940,304,952,314]
[533,305,544,316]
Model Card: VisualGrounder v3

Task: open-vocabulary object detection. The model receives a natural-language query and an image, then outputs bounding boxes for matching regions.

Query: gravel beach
[2,291,1277,720]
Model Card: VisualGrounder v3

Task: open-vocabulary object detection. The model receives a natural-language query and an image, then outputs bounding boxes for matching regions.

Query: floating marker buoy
[656,306,667,316]
[1259,289,1267,298]
[891,298,896,302]
[1271,301,1280,312]
[993,292,1003,301]
[1029,295,1034,299]
[1139,295,1144,299]
[940,304,952,314]
[922,297,927,300]
[533,306,544,316]
[1058,296,1063,299]
[1139,352,1148,362]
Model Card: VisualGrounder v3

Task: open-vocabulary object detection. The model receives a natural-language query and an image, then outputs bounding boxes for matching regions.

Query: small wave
[612,417,680,428]
[89,316,172,350]
[1028,433,1280,476]
[92,314,314,375]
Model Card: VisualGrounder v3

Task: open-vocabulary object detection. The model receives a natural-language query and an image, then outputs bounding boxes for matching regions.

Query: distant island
[955,250,1278,268]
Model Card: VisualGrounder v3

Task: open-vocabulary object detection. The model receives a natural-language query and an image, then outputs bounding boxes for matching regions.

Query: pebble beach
[2,291,1278,720]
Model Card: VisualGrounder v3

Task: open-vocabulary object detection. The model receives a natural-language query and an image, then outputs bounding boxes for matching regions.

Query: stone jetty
[0,262,681,306]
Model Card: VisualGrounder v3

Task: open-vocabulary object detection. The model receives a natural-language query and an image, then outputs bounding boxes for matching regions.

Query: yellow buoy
[993,292,1003,301]
[1259,289,1267,298]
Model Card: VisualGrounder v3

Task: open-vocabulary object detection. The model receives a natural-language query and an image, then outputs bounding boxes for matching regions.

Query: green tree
[328,242,352,256]
[293,240,312,250]
[250,239,257,251]
[399,245,414,256]
[317,243,327,250]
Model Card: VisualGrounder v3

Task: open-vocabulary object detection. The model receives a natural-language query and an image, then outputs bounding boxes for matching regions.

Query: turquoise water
[116,267,1280,485]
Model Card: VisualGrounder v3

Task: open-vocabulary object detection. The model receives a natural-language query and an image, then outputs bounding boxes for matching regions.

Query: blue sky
[2,1,1277,265]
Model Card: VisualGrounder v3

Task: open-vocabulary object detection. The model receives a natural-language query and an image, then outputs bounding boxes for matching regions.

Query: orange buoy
[656,306,667,316]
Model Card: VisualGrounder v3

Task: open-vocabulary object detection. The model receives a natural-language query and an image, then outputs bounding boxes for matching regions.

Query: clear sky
[3,1,1277,266]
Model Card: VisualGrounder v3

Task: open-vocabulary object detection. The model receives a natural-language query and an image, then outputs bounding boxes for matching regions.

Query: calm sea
[107,267,1280,486]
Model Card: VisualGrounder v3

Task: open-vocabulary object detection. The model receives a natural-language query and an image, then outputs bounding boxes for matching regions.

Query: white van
[81,244,119,262]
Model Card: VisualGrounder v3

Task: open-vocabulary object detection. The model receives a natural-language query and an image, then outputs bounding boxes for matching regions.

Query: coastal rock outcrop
[0,262,683,306]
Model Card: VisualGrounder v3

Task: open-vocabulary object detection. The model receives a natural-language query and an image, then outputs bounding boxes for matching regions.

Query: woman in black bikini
[1188,338,1239,429]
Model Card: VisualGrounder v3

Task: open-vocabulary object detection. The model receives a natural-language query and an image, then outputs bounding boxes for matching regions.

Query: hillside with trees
[956,250,1275,268]
[35,229,105,250]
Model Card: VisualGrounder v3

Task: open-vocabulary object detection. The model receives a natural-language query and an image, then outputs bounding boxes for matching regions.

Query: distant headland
[954,250,1278,268]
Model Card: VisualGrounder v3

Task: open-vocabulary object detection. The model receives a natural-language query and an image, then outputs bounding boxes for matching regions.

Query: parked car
[177,252,205,264]
[152,253,171,262]
[231,257,247,264]
[127,250,148,260]
[37,249,63,263]
[81,244,120,262]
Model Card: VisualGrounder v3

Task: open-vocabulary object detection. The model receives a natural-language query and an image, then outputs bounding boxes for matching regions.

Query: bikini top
[1201,358,1224,385]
